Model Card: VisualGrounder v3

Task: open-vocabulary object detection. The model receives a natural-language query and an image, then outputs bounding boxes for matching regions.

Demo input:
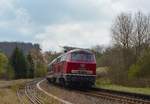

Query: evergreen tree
[27,53,34,78]
[10,47,27,79]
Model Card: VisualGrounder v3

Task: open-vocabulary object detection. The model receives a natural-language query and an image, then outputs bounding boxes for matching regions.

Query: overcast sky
[0,0,150,51]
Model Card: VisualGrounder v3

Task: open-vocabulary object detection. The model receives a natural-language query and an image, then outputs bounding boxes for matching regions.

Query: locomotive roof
[67,49,93,54]
[48,49,93,66]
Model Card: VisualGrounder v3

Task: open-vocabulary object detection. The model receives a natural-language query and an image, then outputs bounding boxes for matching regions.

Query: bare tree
[145,15,150,48]
[111,13,133,49]
[111,13,133,70]
[132,12,150,57]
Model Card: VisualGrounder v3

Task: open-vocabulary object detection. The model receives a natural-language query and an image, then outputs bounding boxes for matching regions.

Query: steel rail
[77,88,150,104]
[25,81,44,104]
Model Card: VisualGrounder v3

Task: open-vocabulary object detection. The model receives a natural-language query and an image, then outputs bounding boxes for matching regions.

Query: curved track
[17,87,26,104]
[17,80,44,104]
[42,78,150,104]
[37,79,73,104]
[17,79,72,104]
[17,79,150,104]
[25,81,44,104]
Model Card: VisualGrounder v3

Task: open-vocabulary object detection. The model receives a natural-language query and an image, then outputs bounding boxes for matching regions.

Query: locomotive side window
[71,52,94,62]
[48,65,52,71]
[56,57,61,63]
[47,63,53,73]
[61,54,67,61]
[60,55,64,61]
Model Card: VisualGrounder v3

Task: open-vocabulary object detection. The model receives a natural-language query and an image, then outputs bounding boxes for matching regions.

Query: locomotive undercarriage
[47,74,96,88]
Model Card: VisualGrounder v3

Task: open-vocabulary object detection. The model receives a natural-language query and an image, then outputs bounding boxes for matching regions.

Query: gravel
[40,80,121,104]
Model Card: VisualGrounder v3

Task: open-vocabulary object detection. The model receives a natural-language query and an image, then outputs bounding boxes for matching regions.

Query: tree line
[0,47,47,79]
[93,11,150,87]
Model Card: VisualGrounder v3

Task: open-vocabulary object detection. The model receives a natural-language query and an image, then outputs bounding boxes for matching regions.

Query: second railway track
[17,79,45,104]
[37,79,150,104]
[77,87,150,104]
[25,81,44,104]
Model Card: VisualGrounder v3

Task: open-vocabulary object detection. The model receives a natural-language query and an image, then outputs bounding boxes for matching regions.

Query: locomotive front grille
[71,70,93,74]
[64,74,96,85]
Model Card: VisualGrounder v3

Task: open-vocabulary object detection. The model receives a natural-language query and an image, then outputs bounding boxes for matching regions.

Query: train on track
[46,49,96,87]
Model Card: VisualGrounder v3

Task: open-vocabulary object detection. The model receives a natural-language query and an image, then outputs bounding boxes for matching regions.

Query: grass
[96,78,150,95]
[0,79,31,104]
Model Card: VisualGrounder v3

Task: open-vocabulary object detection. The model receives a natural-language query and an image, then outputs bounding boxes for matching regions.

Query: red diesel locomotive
[46,49,96,87]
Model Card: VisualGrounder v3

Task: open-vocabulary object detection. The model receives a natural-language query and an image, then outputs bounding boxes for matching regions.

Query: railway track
[17,79,150,104]
[17,79,72,104]
[17,87,26,104]
[77,87,150,104]
[37,79,73,104]
[25,82,44,104]
[17,80,44,104]
[38,79,150,104]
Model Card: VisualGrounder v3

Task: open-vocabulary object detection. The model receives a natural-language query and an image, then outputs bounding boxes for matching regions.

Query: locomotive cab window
[56,57,61,63]
[71,52,95,62]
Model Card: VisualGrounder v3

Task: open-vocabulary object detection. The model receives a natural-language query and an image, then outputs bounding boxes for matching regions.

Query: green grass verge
[96,78,150,95]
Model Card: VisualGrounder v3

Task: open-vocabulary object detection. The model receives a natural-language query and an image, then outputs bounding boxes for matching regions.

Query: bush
[128,50,150,79]
[6,64,15,79]
[0,52,14,79]
[34,63,47,77]
[26,53,34,78]
[0,54,7,79]
[128,64,140,79]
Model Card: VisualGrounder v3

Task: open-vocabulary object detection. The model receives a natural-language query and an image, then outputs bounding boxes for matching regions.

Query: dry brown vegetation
[0,79,31,104]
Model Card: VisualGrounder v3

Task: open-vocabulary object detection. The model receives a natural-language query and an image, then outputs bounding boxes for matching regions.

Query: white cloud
[0,0,16,15]
[14,8,34,35]
[34,0,150,52]
[15,8,31,26]
[0,0,34,36]
[35,23,111,51]
[33,0,123,51]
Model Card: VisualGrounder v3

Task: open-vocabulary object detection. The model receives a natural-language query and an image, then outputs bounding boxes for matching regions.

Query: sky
[0,0,150,51]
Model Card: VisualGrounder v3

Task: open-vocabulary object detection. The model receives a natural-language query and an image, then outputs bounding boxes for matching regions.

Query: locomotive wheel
[47,78,52,83]
[52,77,56,83]
[65,82,73,88]
[59,78,65,87]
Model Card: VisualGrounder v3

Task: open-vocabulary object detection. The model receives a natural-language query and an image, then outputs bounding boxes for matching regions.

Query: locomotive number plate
[72,69,90,74]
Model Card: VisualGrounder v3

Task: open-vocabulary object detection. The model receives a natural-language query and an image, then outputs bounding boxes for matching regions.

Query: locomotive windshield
[71,52,95,62]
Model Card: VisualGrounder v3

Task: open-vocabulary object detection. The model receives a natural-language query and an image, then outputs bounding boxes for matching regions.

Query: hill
[0,42,40,57]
